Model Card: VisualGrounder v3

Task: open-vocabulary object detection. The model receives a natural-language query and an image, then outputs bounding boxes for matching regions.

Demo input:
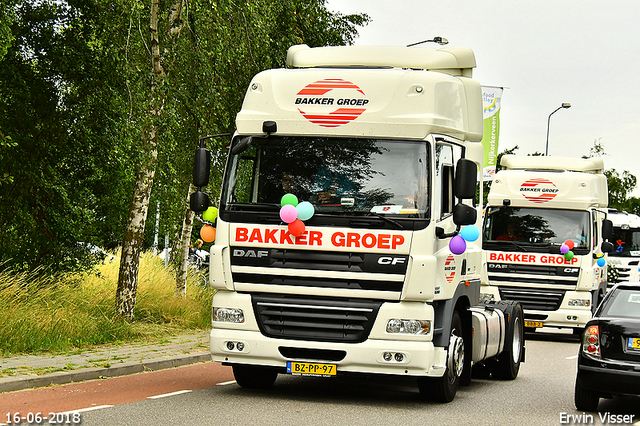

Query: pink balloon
[279,204,298,223]
[449,235,466,255]
[560,244,569,254]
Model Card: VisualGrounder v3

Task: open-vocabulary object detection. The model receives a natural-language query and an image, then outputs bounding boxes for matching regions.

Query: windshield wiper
[363,212,404,229]
[487,240,530,252]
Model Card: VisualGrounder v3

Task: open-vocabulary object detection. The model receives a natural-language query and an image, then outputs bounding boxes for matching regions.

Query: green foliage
[0,0,369,273]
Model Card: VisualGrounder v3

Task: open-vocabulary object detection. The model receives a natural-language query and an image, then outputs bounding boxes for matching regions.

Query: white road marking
[147,390,192,399]
[60,405,115,414]
[217,380,237,386]
[565,355,578,360]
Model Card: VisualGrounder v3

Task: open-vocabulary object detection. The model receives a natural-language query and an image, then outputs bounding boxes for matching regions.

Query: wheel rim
[511,316,522,363]
[447,334,465,381]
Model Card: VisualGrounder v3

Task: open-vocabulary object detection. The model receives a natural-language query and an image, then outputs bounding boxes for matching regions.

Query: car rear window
[600,288,640,318]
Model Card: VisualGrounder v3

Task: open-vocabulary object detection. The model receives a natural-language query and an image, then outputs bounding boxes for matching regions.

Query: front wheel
[232,365,278,389]
[418,310,464,403]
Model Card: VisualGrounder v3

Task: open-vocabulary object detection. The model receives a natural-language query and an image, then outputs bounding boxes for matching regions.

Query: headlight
[386,319,430,335]
[568,299,590,307]
[212,307,245,323]
[479,293,496,303]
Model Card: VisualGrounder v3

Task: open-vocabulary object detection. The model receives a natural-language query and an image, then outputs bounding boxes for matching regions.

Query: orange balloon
[288,219,305,237]
[200,225,216,242]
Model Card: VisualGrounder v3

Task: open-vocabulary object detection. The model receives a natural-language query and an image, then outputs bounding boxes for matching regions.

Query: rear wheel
[491,301,525,380]
[575,378,599,411]
[232,365,278,389]
[418,310,464,403]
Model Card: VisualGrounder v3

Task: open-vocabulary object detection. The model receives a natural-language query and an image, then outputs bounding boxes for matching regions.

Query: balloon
[460,225,480,242]
[597,257,606,267]
[279,204,298,223]
[281,193,298,207]
[202,206,218,223]
[296,201,315,221]
[288,219,305,237]
[200,225,216,243]
[449,235,466,255]
[564,250,574,261]
[564,240,575,250]
[560,244,569,254]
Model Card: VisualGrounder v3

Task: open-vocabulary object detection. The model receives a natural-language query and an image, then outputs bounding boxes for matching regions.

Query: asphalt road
[3,330,640,426]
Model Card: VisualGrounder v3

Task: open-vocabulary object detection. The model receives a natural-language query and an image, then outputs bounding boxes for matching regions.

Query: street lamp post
[545,103,571,156]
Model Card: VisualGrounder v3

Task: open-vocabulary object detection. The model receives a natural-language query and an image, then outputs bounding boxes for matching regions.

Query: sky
[326,0,640,196]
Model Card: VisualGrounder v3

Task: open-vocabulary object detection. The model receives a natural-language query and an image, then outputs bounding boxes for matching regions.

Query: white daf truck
[607,208,640,285]
[190,44,525,403]
[481,155,614,334]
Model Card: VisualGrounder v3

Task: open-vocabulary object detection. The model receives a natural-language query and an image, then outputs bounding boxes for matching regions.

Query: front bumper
[209,290,446,377]
[210,328,446,377]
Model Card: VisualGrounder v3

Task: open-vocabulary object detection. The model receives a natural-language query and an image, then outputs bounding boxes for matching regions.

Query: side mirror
[190,190,210,213]
[601,241,614,253]
[453,203,477,226]
[454,158,477,200]
[602,219,613,240]
[193,147,211,187]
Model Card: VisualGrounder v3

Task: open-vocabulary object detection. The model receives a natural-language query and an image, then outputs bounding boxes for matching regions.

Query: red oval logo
[520,178,559,203]
[295,79,368,128]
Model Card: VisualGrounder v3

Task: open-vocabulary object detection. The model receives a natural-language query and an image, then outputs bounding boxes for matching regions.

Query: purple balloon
[449,235,466,255]
[279,204,298,223]
[560,244,569,254]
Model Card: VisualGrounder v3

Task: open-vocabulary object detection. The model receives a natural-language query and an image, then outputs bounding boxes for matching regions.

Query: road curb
[0,353,211,393]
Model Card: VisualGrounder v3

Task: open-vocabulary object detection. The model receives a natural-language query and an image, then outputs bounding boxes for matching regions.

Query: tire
[490,300,525,380]
[418,310,464,403]
[575,378,599,411]
[232,365,278,389]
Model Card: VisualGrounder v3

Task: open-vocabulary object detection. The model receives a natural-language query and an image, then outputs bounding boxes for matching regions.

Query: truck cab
[192,44,525,403]
[481,155,613,333]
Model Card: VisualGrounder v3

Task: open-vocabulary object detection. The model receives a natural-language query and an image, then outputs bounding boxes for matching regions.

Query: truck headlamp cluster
[386,319,430,335]
[212,307,245,323]
[568,299,590,307]
[479,293,495,303]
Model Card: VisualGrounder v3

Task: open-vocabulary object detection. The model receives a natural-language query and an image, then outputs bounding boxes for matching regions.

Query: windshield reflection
[221,136,430,218]
[483,207,591,250]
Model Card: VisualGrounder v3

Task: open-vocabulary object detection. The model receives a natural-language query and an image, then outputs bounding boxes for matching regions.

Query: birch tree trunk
[115,0,181,320]
[176,183,195,297]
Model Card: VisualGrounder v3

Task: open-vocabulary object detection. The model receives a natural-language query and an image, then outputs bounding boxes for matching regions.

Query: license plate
[287,361,336,377]
[628,337,640,350]
[524,321,544,328]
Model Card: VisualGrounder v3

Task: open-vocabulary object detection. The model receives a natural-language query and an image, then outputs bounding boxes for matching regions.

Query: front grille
[252,293,382,343]
[231,247,407,293]
[487,262,579,286]
[499,287,566,311]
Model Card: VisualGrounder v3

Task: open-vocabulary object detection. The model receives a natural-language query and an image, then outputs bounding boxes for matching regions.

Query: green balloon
[202,206,219,222]
[281,193,298,207]
[564,251,574,261]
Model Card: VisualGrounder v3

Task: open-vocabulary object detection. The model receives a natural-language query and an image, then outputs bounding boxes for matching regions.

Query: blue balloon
[460,225,480,242]
[597,257,606,267]
[296,201,315,221]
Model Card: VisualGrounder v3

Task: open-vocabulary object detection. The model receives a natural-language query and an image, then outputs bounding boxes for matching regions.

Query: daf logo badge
[233,249,269,258]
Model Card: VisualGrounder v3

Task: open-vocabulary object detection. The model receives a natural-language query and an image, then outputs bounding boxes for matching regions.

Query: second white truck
[481,155,614,334]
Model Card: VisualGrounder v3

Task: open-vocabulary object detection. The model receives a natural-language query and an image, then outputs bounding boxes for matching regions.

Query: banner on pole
[481,86,503,180]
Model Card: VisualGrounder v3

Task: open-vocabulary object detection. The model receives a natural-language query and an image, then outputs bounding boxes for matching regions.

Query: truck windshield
[483,207,591,252]
[610,227,640,257]
[221,136,429,218]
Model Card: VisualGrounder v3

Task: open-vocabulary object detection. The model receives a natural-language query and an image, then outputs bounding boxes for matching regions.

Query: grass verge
[0,250,213,357]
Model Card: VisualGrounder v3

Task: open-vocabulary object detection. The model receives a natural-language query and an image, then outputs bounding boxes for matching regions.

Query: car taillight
[582,324,600,358]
